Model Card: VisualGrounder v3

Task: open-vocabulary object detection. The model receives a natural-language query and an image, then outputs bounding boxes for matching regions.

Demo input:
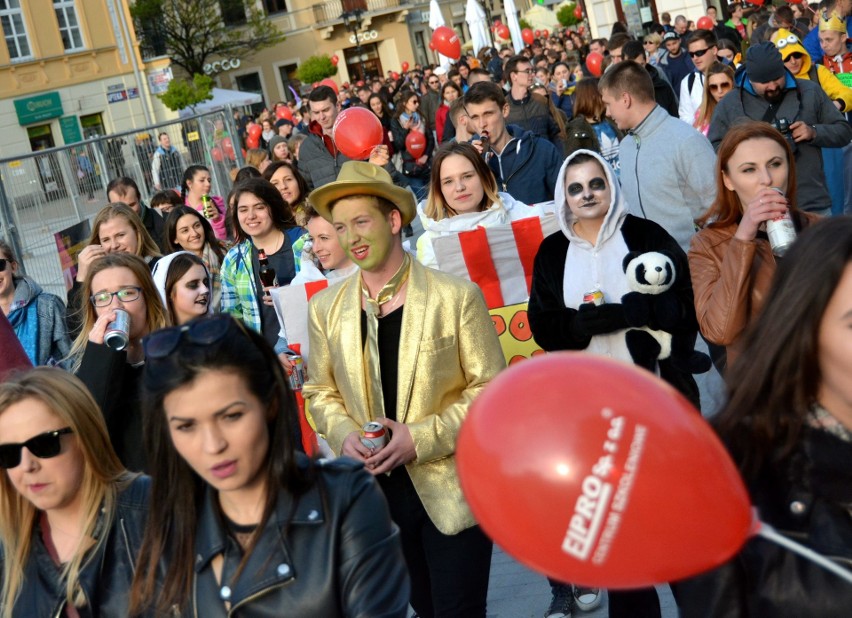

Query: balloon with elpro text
[456,353,753,588]
[332,107,384,160]
[431,26,461,60]
[405,131,427,158]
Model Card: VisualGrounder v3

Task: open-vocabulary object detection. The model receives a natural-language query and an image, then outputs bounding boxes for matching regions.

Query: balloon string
[757,523,852,585]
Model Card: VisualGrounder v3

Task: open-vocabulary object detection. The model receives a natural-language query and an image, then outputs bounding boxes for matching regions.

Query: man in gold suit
[305,161,505,618]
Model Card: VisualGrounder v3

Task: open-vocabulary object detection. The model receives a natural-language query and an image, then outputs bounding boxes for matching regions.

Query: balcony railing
[310,0,404,26]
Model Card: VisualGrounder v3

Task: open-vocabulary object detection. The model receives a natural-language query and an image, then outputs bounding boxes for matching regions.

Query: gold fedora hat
[308,161,416,226]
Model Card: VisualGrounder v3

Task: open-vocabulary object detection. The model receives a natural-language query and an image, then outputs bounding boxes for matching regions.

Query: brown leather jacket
[687,212,820,361]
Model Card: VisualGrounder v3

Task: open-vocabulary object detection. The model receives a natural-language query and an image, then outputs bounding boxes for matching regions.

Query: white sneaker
[573,586,602,612]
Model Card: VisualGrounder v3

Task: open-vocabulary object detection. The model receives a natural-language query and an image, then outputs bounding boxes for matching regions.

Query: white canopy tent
[465,0,491,57]
[178,88,263,118]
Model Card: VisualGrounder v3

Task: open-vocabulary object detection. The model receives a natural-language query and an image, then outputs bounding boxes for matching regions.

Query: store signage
[107,90,128,104]
[203,58,242,75]
[349,30,379,44]
[59,116,83,145]
[13,92,63,126]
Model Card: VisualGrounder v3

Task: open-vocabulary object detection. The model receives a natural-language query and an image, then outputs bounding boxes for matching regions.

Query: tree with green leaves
[296,55,338,85]
[131,0,284,76]
[158,73,214,112]
[556,4,582,28]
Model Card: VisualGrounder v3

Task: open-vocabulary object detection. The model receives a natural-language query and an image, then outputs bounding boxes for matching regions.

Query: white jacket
[415,193,547,270]
[678,70,705,125]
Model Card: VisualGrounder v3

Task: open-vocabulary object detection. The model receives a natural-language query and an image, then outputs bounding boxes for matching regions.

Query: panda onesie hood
[529,149,702,408]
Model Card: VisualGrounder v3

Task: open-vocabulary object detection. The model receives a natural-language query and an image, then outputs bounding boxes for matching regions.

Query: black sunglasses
[143,315,244,360]
[689,48,713,58]
[786,52,805,60]
[0,428,74,469]
[0,259,7,272]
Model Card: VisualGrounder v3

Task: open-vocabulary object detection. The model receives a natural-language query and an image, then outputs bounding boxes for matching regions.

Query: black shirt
[360,305,404,421]
[252,235,296,349]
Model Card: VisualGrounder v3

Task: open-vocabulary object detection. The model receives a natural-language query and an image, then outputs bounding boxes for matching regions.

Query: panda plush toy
[621,251,711,375]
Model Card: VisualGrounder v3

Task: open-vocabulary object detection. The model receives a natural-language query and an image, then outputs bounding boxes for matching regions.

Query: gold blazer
[304,259,506,535]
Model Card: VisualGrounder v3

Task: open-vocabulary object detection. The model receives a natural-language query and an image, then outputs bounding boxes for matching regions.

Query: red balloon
[247,123,262,139]
[431,26,461,60]
[391,71,400,80]
[402,61,410,72]
[574,6,583,19]
[275,106,293,121]
[496,24,510,40]
[522,28,535,45]
[342,82,350,89]
[331,54,339,66]
[579,25,585,34]
[319,77,339,95]
[785,0,803,3]
[222,137,236,159]
[457,354,753,588]
[405,131,427,158]
[211,146,224,162]
[332,106,384,160]
[542,29,550,38]
[245,135,259,149]
[697,16,715,30]
[535,29,542,37]
[429,41,436,50]
[585,52,604,77]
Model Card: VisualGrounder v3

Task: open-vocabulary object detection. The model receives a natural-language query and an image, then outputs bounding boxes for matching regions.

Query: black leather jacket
[677,427,852,616]
[6,475,149,617]
[186,456,410,617]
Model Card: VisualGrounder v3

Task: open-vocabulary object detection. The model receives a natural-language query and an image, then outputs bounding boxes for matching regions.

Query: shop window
[263,0,288,14]
[53,0,84,51]
[277,63,299,103]
[0,0,32,61]
[136,20,167,59]
[235,72,265,117]
[80,113,105,139]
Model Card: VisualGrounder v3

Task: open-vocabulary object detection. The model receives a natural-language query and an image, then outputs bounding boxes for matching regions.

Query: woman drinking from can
[181,165,228,241]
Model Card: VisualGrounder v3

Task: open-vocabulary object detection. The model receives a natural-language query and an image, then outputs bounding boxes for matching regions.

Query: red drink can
[583,290,604,306]
[287,354,304,391]
[360,421,388,451]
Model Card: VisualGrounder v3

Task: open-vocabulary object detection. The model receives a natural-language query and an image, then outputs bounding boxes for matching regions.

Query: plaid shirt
[220,240,262,333]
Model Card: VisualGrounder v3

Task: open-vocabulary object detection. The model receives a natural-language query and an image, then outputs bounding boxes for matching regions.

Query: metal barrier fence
[0,107,244,298]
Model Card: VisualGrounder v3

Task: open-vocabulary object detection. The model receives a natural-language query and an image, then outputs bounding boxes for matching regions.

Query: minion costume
[772,28,852,216]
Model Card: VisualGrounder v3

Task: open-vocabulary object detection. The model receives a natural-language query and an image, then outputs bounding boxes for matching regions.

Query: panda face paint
[564,160,612,223]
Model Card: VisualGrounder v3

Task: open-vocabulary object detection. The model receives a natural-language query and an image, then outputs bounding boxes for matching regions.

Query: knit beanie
[268,135,288,156]
[746,42,786,83]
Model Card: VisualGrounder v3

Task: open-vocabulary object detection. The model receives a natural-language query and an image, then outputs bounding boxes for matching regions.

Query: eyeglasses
[688,48,713,58]
[785,52,805,60]
[514,68,535,75]
[428,80,440,85]
[0,428,74,469]
[143,314,243,360]
[90,286,142,307]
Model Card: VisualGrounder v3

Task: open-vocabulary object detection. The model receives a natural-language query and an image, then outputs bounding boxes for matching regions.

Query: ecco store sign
[349,30,379,44]
[204,58,242,74]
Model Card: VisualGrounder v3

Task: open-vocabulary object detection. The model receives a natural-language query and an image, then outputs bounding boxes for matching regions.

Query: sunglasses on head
[0,428,74,469]
[689,48,713,58]
[143,314,246,360]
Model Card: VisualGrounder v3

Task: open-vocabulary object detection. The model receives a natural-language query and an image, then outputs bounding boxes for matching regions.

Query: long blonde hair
[67,253,169,369]
[424,143,502,221]
[0,368,133,617]
[88,203,161,260]
[695,62,735,131]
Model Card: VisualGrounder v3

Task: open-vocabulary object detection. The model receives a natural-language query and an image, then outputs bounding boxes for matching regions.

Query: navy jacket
[486,124,563,205]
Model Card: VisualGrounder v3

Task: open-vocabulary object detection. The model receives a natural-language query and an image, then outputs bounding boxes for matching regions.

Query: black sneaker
[573,585,602,612]
[545,583,574,618]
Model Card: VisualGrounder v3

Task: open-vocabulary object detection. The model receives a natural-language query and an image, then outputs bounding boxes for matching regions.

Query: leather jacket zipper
[227,580,295,616]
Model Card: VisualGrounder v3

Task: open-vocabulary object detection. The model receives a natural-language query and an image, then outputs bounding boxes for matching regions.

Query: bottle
[258,249,277,287]
[201,194,215,219]
[765,187,796,258]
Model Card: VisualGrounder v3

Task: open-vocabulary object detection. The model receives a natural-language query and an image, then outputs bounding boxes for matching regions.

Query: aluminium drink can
[287,354,304,391]
[360,421,388,451]
[766,188,796,258]
[104,309,130,351]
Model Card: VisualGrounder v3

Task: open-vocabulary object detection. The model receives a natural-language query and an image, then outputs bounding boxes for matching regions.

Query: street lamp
[342,9,367,81]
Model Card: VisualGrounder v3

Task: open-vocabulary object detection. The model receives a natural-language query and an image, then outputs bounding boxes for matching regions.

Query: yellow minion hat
[819,11,847,33]
[771,28,807,61]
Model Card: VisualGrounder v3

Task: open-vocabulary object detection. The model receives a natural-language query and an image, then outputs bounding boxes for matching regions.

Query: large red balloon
[247,123,262,139]
[245,135,259,149]
[405,131,427,158]
[431,26,461,60]
[585,52,604,77]
[402,61,410,72]
[457,354,753,588]
[275,106,293,121]
[522,28,534,45]
[319,77,339,95]
[574,6,583,19]
[697,16,715,30]
[332,106,384,160]
[496,24,510,40]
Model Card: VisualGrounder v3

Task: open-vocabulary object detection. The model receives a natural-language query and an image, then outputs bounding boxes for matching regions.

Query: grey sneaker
[573,585,602,611]
[545,583,574,618]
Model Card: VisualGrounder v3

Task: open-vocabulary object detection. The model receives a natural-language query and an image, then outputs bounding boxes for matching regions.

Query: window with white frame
[53,0,84,51]
[0,0,32,61]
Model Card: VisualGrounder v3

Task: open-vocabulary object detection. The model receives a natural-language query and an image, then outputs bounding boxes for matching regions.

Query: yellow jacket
[773,28,852,111]
[303,258,506,535]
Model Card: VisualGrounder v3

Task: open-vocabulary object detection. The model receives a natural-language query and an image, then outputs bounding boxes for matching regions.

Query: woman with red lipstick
[130,314,409,616]
[416,142,546,269]
[0,368,148,617]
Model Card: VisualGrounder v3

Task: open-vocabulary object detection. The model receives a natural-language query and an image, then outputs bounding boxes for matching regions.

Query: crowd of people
[2,2,852,616]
